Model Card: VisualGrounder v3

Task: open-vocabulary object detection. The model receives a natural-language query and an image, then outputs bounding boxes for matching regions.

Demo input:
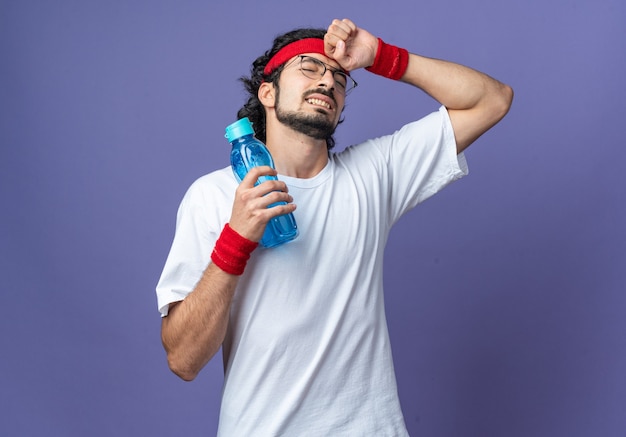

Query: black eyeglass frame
[288,55,358,95]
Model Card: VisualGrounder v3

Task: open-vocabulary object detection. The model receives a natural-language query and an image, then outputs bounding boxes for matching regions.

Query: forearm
[161,262,239,381]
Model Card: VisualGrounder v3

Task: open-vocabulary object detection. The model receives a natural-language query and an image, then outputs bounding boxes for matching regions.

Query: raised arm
[401,54,513,153]
[325,18,513,153]
[161,167,296,381]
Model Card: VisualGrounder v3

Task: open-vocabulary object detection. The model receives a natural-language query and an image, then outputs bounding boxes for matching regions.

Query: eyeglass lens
[299,56,356,93]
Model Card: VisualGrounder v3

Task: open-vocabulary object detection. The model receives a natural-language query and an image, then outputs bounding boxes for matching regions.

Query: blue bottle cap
[225,117,255,142]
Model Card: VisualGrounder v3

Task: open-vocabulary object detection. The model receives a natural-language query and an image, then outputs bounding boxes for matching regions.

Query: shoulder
[175,166,237,216]
[191,166,236,189]
[184,166,236,198]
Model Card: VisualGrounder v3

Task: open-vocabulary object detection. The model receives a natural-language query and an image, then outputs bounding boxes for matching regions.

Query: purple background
[1,1,625,436]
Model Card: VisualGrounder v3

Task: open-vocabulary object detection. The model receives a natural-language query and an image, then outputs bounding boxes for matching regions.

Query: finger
[327,19,351,41]
[324,32,340,56]
[340,18,357,32]
[253,179,289,198]
[269,202,297,217]
[330,18,353,35]
[240,166,277,188]
[259,191,295,209]
[325,19,349,54]
[332,40,347,64]
[324,36,347,62]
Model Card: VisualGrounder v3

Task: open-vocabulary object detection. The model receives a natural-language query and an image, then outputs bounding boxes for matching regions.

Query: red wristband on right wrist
[366,38,409,80]
[211,224,259,275]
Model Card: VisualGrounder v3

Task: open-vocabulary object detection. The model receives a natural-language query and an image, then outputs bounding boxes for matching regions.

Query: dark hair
[237,27,338,150]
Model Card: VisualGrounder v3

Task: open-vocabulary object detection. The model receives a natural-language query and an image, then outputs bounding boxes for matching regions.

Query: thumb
[332,40,350,67]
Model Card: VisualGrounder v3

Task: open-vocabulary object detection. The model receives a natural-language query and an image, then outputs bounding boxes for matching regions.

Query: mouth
[303,88,336,112]
[306,97,332,111]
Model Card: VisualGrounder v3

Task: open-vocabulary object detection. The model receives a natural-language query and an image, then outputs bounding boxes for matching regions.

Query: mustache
[303,88,337,106]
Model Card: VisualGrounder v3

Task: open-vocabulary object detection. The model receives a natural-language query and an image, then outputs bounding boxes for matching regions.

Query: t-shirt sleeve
[372,105,469,223]
[155,180,220,317]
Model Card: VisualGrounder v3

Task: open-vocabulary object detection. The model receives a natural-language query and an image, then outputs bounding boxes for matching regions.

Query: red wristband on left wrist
[366,38,409,81]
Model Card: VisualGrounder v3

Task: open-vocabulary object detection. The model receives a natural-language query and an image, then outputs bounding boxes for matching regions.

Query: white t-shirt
[156,106,468,436]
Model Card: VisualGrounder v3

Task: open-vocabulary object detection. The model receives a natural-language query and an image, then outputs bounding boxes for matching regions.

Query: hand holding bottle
[228,165,296,244]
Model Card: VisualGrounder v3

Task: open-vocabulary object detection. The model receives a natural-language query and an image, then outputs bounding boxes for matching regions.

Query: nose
[317,68,336,90]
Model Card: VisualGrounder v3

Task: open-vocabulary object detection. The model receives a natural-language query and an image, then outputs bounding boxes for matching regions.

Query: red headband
[263,38,348,76]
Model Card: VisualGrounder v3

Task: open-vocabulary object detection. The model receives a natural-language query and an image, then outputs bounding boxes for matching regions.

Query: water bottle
[225,117,298,248]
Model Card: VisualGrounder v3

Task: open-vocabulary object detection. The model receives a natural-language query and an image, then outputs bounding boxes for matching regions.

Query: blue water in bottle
[225,117,298,248]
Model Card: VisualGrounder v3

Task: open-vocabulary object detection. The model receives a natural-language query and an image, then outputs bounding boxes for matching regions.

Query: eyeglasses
[289,55,358,95]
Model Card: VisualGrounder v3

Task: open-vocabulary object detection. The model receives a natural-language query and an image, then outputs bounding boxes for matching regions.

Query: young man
[156,18,512,436]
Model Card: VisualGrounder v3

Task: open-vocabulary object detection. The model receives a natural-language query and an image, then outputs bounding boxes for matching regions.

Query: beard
[274,88,337,141]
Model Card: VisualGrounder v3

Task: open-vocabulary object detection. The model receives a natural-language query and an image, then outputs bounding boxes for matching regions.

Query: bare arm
[325,18,513,153]
[161,264,239,381]
[400,54,513,153]
[161,166,296,381]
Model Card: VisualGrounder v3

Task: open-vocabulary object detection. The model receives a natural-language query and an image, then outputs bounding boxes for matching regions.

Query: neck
[265,117,330,179]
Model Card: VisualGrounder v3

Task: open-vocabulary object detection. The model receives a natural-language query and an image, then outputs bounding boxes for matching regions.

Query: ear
[258,81,276,108]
